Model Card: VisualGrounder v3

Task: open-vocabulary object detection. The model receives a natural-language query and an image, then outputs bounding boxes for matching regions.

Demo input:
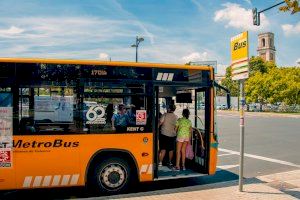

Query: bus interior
[154,85,210,180]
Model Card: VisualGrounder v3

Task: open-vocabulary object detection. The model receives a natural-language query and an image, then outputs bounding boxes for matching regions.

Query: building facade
[257,32,276,62]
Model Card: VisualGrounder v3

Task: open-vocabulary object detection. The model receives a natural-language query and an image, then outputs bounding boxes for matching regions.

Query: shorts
[177,137,190,142]
[159,134,176,151]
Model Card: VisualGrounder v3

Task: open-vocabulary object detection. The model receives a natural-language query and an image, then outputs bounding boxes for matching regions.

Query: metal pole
[259,1,285,13]
[135,36,138,62]
[239,79,245,192]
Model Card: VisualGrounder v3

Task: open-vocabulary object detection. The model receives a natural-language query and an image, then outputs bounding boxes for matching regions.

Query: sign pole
[230,31,248,192]
[239,80,245,192]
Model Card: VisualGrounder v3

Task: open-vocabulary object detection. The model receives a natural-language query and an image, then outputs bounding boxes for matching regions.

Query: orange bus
[0,58,219,194]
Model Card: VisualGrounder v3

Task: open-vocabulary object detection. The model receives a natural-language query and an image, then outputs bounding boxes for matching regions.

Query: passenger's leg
[159,149,166,166]
[176,142,183,169]
[181,141,188,169]
[169,150,174,165]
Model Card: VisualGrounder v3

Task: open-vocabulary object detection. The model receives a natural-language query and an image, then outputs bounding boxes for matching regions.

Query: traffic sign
[230,31,249,81]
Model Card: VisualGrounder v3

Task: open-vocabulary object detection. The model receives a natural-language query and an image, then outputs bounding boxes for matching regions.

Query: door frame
[195,87,211,173]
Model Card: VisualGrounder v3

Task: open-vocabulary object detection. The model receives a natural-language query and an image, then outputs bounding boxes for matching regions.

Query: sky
[0,0,299,75]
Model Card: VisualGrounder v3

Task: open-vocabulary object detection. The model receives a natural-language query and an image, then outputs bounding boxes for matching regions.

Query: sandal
[173,166,180,171]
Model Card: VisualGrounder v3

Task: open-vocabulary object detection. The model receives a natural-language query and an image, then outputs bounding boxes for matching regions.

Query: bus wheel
[93,158,131,194]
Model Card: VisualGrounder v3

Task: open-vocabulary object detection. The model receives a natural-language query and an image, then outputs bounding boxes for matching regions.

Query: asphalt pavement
[217,111,300,178]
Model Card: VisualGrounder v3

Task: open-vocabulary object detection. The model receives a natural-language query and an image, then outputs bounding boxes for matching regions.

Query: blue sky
[0,0,299,75]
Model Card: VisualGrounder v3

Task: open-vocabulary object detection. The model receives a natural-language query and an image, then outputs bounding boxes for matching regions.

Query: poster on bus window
[0,107,13,148]
[136,110,147,125]
[0,93,13,168]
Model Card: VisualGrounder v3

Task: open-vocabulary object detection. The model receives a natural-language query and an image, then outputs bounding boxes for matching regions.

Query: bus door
[154,85,208,180]
[193,88,209,173]
[194,87,217,174]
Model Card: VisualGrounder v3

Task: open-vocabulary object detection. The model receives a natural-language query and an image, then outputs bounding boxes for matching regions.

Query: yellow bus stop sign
[231,31,249,80]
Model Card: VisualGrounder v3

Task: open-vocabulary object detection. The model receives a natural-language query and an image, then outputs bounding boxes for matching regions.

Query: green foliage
[249,56,267,75]
[245,66,300,105]
[220,66,239,97]
[279,0,300,14]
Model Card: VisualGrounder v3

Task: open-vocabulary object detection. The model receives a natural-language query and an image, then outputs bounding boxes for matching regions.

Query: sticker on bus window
[0,107,13,149]
[0,148,12,168]
[86,106,106,125]
[136,110,147,125]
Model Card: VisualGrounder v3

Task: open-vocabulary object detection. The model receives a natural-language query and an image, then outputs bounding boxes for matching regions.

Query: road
[217,111,300,178]
[1,111,299,199]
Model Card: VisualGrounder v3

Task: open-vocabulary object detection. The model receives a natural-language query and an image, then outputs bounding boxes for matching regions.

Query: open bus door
[154,86,210,180]
[193,88,209,173]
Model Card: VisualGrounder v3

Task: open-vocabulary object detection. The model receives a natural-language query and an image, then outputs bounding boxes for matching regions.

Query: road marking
[218,153,234,157]
[217,164,239,170]
[219,148,300,168]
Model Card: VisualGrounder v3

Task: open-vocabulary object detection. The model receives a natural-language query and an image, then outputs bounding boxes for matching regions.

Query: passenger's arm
[194,128,205,149]
[159,114,165,126]
[111,116,116,130]
[175,126,178,134]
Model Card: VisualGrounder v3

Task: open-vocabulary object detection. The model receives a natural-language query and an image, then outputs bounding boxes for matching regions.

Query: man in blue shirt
[111,104,129,132]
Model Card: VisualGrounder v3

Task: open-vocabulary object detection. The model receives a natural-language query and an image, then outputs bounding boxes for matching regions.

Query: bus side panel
[0,155,16,190]
[14,135,81,189]
[209,87,218,175]
[79,133,153,184]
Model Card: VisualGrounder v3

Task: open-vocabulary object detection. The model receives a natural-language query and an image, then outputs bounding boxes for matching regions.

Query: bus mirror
[213,81,231,109]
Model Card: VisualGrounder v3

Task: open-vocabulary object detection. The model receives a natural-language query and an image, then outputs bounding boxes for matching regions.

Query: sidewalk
[217,110,300,118]
[86,170,300,200]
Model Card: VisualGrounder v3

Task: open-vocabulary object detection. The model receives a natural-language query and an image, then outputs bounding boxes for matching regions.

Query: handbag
[186,142,194,160]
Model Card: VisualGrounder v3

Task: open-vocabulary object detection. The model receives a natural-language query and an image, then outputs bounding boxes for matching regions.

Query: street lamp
[131,36,144,62]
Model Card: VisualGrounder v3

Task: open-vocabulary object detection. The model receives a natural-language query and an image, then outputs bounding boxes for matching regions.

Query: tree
[279,0,300,14]
[220,66,239,97]
[278,67,300,105]
[248,56,267,75]
[245,72,268,106]
[245,66,300,106]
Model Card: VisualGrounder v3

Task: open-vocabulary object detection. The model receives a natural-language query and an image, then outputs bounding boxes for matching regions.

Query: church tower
[257,32,276,62]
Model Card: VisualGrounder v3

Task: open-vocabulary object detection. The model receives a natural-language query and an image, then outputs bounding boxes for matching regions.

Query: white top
[160,112,178,137]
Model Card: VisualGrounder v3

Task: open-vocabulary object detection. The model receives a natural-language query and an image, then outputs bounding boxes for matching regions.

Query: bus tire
[92,157,131,194]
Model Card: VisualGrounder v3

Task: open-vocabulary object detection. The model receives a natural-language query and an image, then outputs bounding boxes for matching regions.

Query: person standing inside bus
[111,104,129,132]
[158,104,178,168]
[175,109,192,171]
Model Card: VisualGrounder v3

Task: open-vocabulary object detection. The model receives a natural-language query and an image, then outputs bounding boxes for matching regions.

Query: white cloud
[217,64,229,76]
[282,22,300,36]
[181,52,209,63]
[243,0,252,5]
[99,53,110,60]
[214,3,269,31]
[111,0,155,44]
[0,26,24,37]
[296,58,300,66]
[191,0,205,12]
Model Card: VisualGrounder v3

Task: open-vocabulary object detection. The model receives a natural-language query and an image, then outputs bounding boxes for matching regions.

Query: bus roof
[0,57,213,71]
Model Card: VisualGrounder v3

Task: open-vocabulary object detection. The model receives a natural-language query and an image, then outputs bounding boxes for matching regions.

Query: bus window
[17,87,81,135]
[82,82,152,134]
[196,91,205,130]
